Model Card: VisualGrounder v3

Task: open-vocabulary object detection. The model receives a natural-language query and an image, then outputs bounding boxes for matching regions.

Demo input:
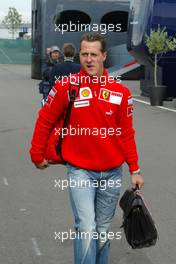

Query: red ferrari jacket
[30,69,139,173]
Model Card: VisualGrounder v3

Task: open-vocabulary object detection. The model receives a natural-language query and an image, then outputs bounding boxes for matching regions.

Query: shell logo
[81,88,90,97]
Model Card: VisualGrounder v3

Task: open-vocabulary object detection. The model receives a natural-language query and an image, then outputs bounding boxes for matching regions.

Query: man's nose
[87,54,92,63]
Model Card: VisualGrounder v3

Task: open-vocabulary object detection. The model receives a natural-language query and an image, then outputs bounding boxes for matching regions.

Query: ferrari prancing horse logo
[102,90,109,99]
[99,88,123,105]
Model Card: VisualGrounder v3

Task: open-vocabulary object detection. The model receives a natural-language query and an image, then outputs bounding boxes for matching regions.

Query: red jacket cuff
[129,163,140,174]
[30,153,44,164]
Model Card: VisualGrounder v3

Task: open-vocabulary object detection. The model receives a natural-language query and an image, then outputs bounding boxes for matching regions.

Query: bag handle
[55,81,80,159]
[132,184,140,192]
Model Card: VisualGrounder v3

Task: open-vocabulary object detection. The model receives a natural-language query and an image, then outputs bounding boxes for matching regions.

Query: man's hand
[35,159,49,170]
[131,173,144,189]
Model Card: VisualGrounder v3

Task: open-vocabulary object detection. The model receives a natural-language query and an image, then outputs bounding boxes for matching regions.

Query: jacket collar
[78,68,109,86]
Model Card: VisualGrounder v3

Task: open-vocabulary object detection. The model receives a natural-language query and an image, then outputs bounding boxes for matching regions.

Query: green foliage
[2,7,22,39]
[145,25,176,86]
[145,25,176,55]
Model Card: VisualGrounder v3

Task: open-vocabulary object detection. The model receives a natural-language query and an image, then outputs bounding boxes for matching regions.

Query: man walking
[30,32,144,264]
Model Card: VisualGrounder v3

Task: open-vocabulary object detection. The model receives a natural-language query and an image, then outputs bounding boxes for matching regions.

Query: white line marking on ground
[19,208,26,212]
[157,105,176,113]
[133,98,176,113]
[31,237,42,256]
[3,177,9,186]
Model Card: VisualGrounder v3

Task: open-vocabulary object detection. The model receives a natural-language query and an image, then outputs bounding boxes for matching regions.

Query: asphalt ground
[0,65,176,264]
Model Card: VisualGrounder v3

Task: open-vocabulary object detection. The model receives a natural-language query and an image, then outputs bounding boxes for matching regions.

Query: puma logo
[105,110,113,116]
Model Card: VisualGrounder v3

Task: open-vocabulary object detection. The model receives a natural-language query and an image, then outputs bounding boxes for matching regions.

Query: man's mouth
[87,65,94,69]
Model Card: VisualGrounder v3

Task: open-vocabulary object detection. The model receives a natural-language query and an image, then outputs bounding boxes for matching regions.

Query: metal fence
[0,39,31,64]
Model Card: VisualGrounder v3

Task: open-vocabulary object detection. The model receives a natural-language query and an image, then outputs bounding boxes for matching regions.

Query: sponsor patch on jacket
[98,88,123,105]
[75,87,93,101]
[74,100,90,108]
[48,87,57,98]
[128,96,133,105]
[127,96,133,117]
[127,105,133,117]
[45,95,54,106]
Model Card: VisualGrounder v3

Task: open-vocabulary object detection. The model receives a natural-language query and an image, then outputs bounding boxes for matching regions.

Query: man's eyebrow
[81,52,97,56]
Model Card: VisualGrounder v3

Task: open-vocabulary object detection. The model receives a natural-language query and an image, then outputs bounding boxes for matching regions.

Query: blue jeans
[66,163,122,264]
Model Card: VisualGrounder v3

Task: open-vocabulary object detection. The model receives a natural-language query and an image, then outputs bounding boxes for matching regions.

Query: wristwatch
[131,169,141,175]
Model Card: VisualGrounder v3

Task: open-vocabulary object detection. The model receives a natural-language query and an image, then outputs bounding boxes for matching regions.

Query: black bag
[119,188,158,249]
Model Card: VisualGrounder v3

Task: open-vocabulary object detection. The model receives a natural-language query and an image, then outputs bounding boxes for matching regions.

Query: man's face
[79,41,107,77]
[51,51,60,60]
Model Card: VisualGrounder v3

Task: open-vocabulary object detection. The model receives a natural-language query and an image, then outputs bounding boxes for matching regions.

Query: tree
[145,25,176,87]
[2,7,22,39]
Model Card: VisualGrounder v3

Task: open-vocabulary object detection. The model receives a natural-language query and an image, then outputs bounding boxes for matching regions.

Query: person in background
[49,43,81,87]
[39,46,61,105]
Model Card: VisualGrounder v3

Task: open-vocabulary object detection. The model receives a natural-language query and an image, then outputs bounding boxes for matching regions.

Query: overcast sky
[0,0,130,23]
[0,0,31,23]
